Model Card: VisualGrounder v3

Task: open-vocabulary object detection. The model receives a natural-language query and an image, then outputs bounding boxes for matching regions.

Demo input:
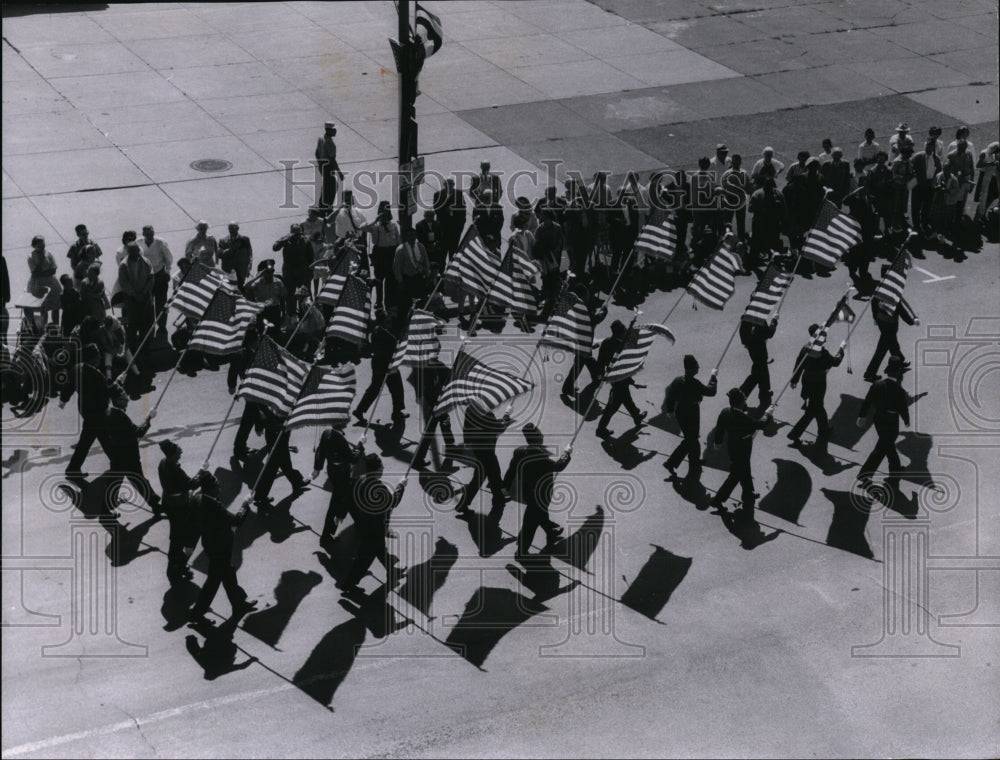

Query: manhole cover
[190,159,232,172]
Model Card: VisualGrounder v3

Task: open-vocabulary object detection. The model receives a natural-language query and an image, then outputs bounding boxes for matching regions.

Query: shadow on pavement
[822,487,875,559]
[758,457,812,525]
[443,586,548,670]
[242,570,323,649]
[395,537,458,617]
[185,617,258,681]
[620,545,692,621]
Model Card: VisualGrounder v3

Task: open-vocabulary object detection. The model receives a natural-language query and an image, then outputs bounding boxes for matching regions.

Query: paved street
[2,1,998,757]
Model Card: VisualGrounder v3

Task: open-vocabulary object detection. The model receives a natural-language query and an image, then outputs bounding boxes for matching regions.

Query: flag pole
[568,314,639,448]
[358,303,414,445]
[842,233,913,347]
[658,287,690,326]
[466,252,504,336]
[115,261,199,382]
[774,250,804,316]
[600,246,637,310]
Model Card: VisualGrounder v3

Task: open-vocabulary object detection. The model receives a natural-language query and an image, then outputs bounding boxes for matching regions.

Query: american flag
[315,248,357,307]
[872,251,912,309]
[633,216,678,262]
[489,244,539,315]
[186,290,263,355]
[741,264,794,325]
[285,363,356,429]
[172,262,233,319]
[325,275,371,344]
[603,323,675,383]
[686,243,741,310]
[236,335,311,417]
[801,200,863,269]
[433,349,534,416]
[807,298,856,355]
[540,286,593,355]
[443,227,501,299]
[389,309,444,371]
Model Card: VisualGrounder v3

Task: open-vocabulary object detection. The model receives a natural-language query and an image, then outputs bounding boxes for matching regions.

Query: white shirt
[137,237,172,274]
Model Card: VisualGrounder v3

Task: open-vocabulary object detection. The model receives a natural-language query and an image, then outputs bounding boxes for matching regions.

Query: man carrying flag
[442,226,501,325]
[186,289,263,357]
[787,323,846,449]
[686,237,742,310]
[542,280,605,402]
[663,354,718,486]
[737,261,792,406]
[864,244,918,382]
[595,320,675,437]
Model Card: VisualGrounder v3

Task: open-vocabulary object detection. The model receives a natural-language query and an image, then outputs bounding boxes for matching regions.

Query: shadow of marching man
[185,616,258,681]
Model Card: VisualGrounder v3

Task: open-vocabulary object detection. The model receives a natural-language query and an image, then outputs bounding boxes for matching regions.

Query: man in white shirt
[750,147,785,186]
[857,128,880,169]
[137,225,173,334]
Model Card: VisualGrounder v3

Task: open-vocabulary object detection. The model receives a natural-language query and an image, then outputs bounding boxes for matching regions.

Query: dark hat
[159,440,181,457]
[727,387,746,403]
[885,356,909,376]
[683,354,698,372]
[290,223,302,232]
[522,422,543,442]
[929,125,942,136]
[515,196,531,209]
[610,319,625,333]
[257,259,276,273]
[364,453,383,474]
[808,323,821,336]
[109,383,128,410]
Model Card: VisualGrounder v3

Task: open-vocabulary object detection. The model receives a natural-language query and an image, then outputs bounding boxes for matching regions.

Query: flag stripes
[604,324,675,383]
[801,200,863,268]
[489,245,539,315]
[443,228,501,299]
[741,264,793,325]
[316,249,357,307]
[433,350,534,416]
[325,275,371,344]
[686,244,741,310]
[872,252,911,309]
[172,262,232,320]
[285,364,356,429]
[187,290,263,355]
[390,309,444,371]
[236,336,310,418]
[540,287,593,355]
[633,216,678,262]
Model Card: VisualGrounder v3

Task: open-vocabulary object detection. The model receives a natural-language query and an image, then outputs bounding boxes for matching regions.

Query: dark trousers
[345,522,389,586]
[788,390,831,439]
[153,270,169,331]
[715,450,755,510]
[729,207,747,240]
[911,185,934,231]
[666,416,702,480]
[598,382,641,430]
[413,413,455,463]
[355,365,404,416]
[518,499,560,556]
[859,419,902,479]
[539,271,562,321]
[462,448,506,512]
[123,298,154,356]
[166,509,197,583]
[749,219,780,265]
[865,325,902,378]
[234,402,261,456]
[256,429,298,500]
[319,164,338,210]
[321,465,352,542]
[561,353,599,395]
[193,553,246,614]
[891,185,910,228]
[106,465,159,513]
[739,343,772,401]
[67,418,113,473]
[568,241,592,278]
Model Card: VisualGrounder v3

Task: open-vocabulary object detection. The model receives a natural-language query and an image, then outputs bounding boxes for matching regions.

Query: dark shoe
[187,607,210,623]
[663,461,678,479]
[411,457,430,470]
[352,408,367,425]
[596,427,612,438]
[391,409,409,420]
[632,411,647,425]
[863,374,879,383]
[232,598,258,617]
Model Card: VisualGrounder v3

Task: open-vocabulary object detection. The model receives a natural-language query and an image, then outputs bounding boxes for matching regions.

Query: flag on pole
[285,363,356,429]
[186,290,264,355]
[603,323,676,383]
[172,262,231,319]
[489,244,539,316]
[801,199,863,268]
[315,249,357,307]
[872,251,912,309]
[686,244,741,310]
[741,264,794,325]
[415,4,443,57]
[540,287,594,355]
[443,227,501,299]
[633,216,678,262]
[325,275,371,344]
[389,309,444,371]
[806,296,857,355]
[236,336,310,417]
[433,349,534,416]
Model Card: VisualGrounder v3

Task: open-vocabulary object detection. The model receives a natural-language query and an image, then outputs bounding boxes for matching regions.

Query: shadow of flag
[620,545,692,621]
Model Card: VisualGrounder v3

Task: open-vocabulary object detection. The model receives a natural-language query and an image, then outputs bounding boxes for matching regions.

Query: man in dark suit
[315,121,344,210]
[663,354,718,484]
[787,325,845,449]
[189,471,257,620]
[595,320,647,437]
[457,402,511,519]
[709,389,773,520]
[864,289,918,382]
[117,242,154,358]
[911,140,942,236]
[311,421,361,552]
[504,423,570,559]
[433,178,466,260]
[738,316,779,407]
[857,356,912,487]
[58,343,113,480]
[341,452,407,591]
